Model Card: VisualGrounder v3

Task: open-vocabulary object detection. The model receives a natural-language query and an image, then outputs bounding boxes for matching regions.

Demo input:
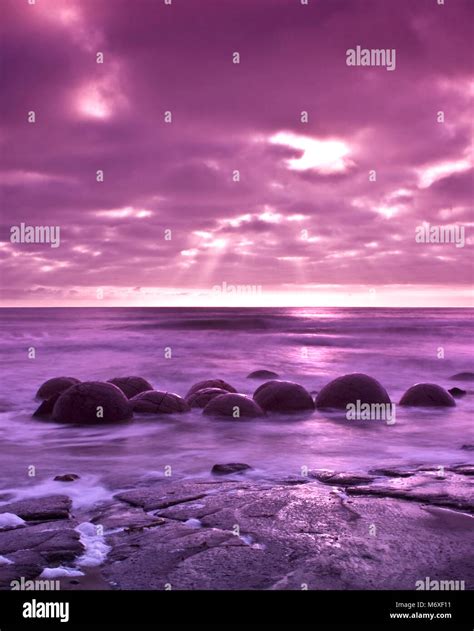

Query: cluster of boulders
[31,370,468,425]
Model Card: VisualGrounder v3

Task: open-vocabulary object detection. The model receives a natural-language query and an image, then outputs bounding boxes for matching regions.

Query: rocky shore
[1,463,472,591]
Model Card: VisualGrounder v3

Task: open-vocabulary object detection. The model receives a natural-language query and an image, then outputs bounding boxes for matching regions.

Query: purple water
[0,307,472,510]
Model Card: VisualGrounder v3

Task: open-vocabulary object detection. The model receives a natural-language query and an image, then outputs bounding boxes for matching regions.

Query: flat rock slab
[101,478,474,590]
[309,470,377,485]
[115,480,244,512]
[0,495,72,521]
[346,470,474,511]
[0,521,83,589]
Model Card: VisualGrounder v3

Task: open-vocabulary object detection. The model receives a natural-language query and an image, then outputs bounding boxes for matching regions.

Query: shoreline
[1,464,472,591]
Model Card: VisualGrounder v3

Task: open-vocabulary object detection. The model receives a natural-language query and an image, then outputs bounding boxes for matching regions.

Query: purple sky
[1,0,473,306]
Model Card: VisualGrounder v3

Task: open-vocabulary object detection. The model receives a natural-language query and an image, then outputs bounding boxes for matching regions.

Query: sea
[0,307,472,510]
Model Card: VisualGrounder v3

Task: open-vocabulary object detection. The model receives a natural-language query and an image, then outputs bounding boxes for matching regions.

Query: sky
[0,0,473,307]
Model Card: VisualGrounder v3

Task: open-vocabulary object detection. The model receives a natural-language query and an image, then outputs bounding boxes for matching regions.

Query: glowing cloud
[270,132,352,174]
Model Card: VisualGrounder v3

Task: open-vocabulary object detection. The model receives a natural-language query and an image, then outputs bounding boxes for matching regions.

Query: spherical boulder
[131,390,190,414]
[52,382,132,424]
[185,387,230,408]
[399,383,456,407]
[247,370,280,380]
[450,372,474,381]
[448,387,467,398]
[253,380,314,413]
[36,377,80,400]
[315,373,391,409]
[33,393,61,418]
[203,393,264,419]
[186,379,237,398]
[107,376,153,399]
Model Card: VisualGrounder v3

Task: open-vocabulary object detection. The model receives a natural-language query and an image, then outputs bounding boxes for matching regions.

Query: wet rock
[368,467,415,478]
[253,380,314,413]
[54,474,80,483]
[130,390,190,414]
[185,387,229,408]
[346,469,474,511]
[448,464,474,476]
[33,392,60,417]
[450,371,474,381]
[448,387,467,398]
[107,376,153,399]
[0,522,84,588]
[114,480,235,512]
[211,463,252,475]
[203,393,264,418]
[52,381,133,424]
[36,377,80,400]
[309,470,376,485]
[399,383,456,407]
[315,373,391,409]
[185,379,237,398]
[247,370,280,380]
[0,496,72,521]
[103,478,474,590]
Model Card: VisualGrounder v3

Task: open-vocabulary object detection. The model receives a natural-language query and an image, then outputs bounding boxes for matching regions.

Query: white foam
[0,555,14,565]
[75,522,111,567]
[0,513,26,530]
[184,518,202,529]
[0,475,112,510]
[40,566,84,578]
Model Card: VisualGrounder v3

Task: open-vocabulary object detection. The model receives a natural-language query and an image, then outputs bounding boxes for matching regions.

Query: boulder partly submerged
[52,382,133,424]
[185,379,237,399]
[36,377,80,400]
[399,383,456,407]
[450,372,474,381]
[185,387,229,408]
[131,390,190,414]
[253,380,314,413]
[448,387,467,398]
[203,393,264,419]
[247,370,280,380]
[315,373,391,409]
[108,376,153,399]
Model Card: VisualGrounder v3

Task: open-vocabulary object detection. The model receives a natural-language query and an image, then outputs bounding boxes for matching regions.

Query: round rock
[247,370,280,380]
[185,387,229,408]
[52,381,132,424]
[253,380,314,413]
[108,376,153,399]
[203,393,264,418]
[315,373,391,409]
[36,377,80,400]
[131,390,190,414]
[186,379,237,398]
[448,387,467,398]
[399,383,456,407]
[450,372,474,381]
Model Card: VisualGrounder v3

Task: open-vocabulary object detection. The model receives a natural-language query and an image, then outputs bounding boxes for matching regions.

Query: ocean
[0,307,472,510]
